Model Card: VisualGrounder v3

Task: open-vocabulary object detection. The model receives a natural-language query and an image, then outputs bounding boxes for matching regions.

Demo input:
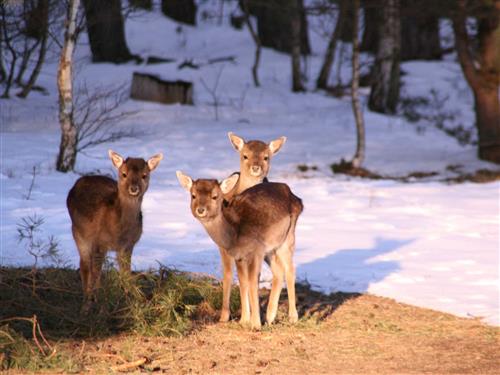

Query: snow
[1,5,498,326]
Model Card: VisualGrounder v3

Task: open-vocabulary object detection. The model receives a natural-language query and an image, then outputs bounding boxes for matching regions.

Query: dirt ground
[9,292,496,374]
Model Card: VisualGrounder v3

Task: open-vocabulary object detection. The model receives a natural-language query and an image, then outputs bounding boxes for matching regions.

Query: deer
[217,132,287,322]
[67,150,163,302]
[177,171,303,330]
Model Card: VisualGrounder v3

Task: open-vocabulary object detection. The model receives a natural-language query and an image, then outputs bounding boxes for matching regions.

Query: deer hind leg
[266,253,285,325]
[235,258,250,326]
[73,230,93,298]
[248,254,264,330]
[219,247,233,322]
[277,231,298,323]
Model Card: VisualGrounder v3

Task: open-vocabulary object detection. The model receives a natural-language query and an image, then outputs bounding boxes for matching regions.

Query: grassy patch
[0,266,239,371]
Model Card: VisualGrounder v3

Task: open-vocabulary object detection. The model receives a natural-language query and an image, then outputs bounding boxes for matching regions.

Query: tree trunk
[316,0,346,90]
[82,0,134,63]
[368,0,400,114]
[0,22,5,82]
[291,0,305,92]
[56,0,79,172]
[360,0,380,52]
[161,0,197,26]
[339,1,354,42]
[400,0,441,61]
[247,0,310,55]
[351,0,365,168]
[452,0,500,163]
[242,0,261,87]
[129,0,152,10]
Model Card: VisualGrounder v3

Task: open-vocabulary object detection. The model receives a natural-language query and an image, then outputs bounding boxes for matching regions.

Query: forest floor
[1,268,498,374]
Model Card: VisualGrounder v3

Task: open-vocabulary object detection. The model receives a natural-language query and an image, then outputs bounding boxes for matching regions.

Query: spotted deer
[67,150,163,301]
[177,171,303,330]
[217,132,286,322]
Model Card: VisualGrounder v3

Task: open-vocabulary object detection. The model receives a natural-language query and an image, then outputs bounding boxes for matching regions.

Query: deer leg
[278,233,298,323]
[266,253,285,325]
[89,248,105,300]
[219,247,233,322]
[235,258,250,326]
[117,247,133,275]
[73,231,92,299]
[248,254,263,330]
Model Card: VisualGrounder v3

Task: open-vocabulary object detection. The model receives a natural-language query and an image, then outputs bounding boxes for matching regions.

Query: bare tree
[17,0,49,98]
[200,67,224,121]
[452,0,500,163]
[350,0,365,168]
[316,0,346,90]
[242,0,261,87]
[74,84,139,153]
[56,0,80,172]
[368,0,401,114]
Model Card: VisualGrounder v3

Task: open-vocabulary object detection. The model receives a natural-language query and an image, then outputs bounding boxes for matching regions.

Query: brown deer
[218,132,287,322]
[67,150,163,301]
[177,171,303,330]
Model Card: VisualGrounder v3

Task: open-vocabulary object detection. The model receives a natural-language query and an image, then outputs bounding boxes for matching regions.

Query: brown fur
[215,133,286,322]
[177,172,303,330]
[67,151,162,301]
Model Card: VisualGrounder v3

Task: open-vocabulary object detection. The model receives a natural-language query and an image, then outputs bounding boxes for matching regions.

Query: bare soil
[6,292,498,374]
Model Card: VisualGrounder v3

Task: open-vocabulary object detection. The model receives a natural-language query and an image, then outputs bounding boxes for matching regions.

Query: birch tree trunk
[452,0,500,164]
[351,0,365,168]
[368,0,400,114]
[56,0,79,172]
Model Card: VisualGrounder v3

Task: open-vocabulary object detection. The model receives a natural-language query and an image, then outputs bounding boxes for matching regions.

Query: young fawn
[177,171,303,330]
[218,132,287,322]
[67,150,163,301]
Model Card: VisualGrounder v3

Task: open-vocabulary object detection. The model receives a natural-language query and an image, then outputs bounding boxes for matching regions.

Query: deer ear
[269,136,287,155]
[109,150,124,169]
[176,171,193,192]
[228,132,245,152]
[220,173,239,194]
[147,153,163,171]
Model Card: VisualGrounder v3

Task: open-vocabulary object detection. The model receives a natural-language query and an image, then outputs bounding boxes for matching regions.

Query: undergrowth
[0,265,240,371]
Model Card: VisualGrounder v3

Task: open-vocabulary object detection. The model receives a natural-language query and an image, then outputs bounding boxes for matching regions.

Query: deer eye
[264,156,269,161]
[122,172,127,178]
[191,194,196,199]
[243,155,248,160]
[212,195,218,200]
[142,173,148,179]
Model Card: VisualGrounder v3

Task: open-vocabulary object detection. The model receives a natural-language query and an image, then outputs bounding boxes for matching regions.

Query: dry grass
[1,267,498,373]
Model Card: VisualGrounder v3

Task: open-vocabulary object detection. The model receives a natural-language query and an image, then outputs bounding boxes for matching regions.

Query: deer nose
[196,207,206,216]
[129,185,140,195]
[251,165,262,175]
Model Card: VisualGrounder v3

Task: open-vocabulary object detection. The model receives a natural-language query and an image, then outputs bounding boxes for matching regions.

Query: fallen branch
[110,357,147,372]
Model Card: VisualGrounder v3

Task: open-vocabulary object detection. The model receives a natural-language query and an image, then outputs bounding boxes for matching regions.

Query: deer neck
[117,190,143,226]
[202,211,237,251]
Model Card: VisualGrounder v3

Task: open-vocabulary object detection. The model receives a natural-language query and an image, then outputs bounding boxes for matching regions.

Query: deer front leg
[235,258,250,326]
[117,247,133,275]
[219,247,233,322]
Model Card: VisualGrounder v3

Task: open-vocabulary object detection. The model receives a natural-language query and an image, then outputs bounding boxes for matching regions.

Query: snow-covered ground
[1,5,498,325]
